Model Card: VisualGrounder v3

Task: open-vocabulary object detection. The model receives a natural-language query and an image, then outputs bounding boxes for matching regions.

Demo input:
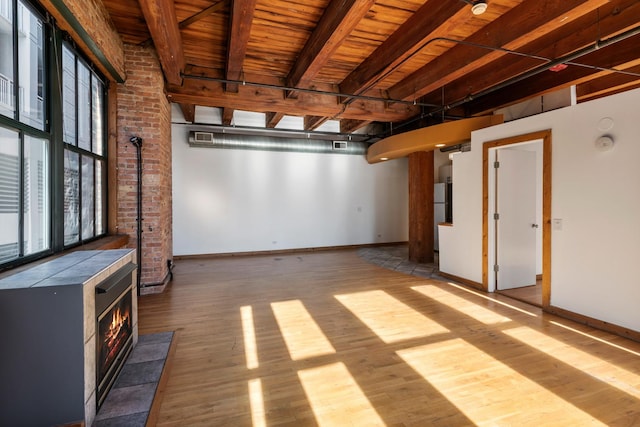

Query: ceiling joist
[464,33,640,115]
[339,0,466,98]
[137,0,184,86]
[226,0,257,93]
[286,0,376,99]
[423,0,640,111]
[100,0,640,136]
[388,0,610,102]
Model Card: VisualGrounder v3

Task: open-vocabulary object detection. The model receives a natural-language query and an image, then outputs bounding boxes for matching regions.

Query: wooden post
[408,151,434,263]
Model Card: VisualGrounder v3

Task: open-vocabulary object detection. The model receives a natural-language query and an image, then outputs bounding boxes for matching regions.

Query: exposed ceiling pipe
[182,22,640,137]
[443,24,640,111]
[180,123,380,143]
[180,73,441,108]
[187,131,368,155]
[390,23,640,134]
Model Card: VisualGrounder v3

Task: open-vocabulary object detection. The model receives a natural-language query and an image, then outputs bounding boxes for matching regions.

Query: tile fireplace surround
[0,249,138,426]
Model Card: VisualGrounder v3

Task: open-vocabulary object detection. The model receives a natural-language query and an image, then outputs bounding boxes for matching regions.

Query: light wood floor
[497,281,542,307]
[139,249,640,426]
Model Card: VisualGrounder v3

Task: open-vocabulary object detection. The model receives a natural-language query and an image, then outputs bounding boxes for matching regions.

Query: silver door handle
[531,223,539,228]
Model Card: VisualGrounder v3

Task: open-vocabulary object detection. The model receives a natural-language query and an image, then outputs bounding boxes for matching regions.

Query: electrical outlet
[552,218,563,231]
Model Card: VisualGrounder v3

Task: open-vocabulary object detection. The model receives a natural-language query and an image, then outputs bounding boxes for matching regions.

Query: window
[0,0,107,268]
[62,43,107,247]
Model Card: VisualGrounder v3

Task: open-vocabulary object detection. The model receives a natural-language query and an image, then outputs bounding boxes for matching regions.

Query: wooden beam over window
[304,115,329,131]
[222,108,234,126]
[138,0,185,86]
[340,119,370,134]
[179,103,196,123]
[266,112,285,128]
[286,0,375,99]
[226,0,257,93]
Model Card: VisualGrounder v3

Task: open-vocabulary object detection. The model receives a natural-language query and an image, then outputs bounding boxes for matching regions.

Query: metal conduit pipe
[182,23,640,136]
[392,24,640,133]
[128,136,143,295]
[180,73,441,108]
[188,131,368,155]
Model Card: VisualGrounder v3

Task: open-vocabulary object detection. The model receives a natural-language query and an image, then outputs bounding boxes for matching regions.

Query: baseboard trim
[173,242,408,260]
[439,272,485,291]
[547,305,640,343]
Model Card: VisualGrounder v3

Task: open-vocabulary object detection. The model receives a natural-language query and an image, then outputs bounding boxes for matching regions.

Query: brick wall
[117,44,173,287]
[39,0,125,81]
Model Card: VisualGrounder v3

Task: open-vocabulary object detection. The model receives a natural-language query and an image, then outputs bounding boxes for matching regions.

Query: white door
[496,148,537,290]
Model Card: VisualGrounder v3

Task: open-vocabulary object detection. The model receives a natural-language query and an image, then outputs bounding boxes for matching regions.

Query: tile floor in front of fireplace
[94,331,173,426]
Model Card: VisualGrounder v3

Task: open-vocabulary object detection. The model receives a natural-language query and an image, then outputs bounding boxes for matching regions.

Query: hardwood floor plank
[138,249,640,426]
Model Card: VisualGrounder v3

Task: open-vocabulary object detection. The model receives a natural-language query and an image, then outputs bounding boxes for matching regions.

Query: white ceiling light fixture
[471,1,488,15]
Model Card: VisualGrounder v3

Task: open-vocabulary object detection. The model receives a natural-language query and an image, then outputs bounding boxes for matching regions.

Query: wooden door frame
[482,130,552,308]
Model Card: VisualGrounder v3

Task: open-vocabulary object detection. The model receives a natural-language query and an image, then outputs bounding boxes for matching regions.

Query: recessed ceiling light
[435,143,446,148]
[380,157,389,161]
[471,1,488,15]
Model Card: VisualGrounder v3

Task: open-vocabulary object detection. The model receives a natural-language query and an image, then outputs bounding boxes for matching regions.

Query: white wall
[172,125,408,256]
[440,88,640,332]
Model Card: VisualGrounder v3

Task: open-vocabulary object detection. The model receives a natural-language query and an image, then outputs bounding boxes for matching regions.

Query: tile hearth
[95,331,173,426]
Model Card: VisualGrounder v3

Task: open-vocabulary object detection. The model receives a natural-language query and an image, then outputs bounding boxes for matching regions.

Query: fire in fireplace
[95,262,136,407]
[98,291,132,385]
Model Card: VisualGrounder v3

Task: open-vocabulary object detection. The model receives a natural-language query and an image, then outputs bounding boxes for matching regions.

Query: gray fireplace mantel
[0,249,138,427]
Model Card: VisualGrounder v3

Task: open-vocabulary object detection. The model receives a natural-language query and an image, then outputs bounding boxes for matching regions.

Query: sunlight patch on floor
[397,338,606,426]
[271,300,336,361]
[335,290,449,344]
[446,282,538,317]
[248,378,266,427]
[504,326,640,398]
[241,305,259,369]
[550,320,640,357]
[412,285,512,324]
[298,362,385,427]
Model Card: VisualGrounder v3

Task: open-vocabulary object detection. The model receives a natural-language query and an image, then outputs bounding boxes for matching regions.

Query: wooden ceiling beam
[286,0,375,99]
[420,0,640,108]
[339,0,466,98]
[304,115,329,131]
[265,112,285,128]
[179,103,196,123]
[179,0,226,29]
[138,0,185,86]
[388,0,610,102]
[167,74,419,122]
[222,108,234,126]
[226,0,257,93]
[576,63,640,102]
[463,34,640,115]
[340,119,370,134]
[578,81,640,102]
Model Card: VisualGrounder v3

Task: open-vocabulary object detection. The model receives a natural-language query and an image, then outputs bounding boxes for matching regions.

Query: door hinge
[494,264,499,272]
[493,213,500,220]
[494,161,500,168]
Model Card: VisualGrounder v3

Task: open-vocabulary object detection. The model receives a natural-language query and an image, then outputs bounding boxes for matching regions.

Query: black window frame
[0,0,108,271]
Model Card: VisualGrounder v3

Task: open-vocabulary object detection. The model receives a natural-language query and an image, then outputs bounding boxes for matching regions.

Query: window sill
[0,235,130,279]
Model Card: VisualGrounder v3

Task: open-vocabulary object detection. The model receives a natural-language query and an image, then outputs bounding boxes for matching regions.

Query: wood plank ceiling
[102,0,640,136]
